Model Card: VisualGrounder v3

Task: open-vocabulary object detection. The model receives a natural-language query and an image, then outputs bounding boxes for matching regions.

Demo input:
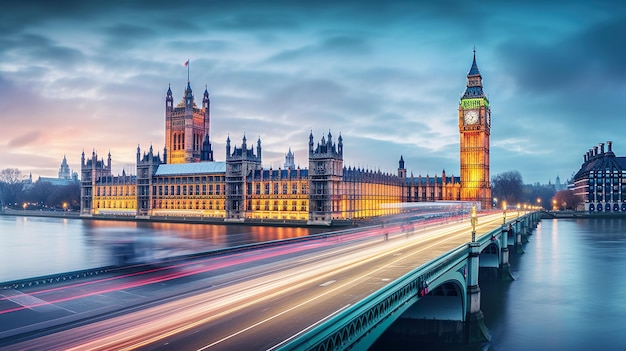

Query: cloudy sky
[1,0,624,185]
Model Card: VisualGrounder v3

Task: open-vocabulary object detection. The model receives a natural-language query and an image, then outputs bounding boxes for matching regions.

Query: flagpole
[187,58,190,83]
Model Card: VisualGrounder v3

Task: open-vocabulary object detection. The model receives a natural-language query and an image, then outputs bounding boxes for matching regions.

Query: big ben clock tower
[459,51,491,209]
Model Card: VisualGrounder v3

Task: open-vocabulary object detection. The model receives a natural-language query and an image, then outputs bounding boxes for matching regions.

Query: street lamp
[63,202,68,212]
[22,203,26,211]
[470,205,477,242]
[502,201,507,225]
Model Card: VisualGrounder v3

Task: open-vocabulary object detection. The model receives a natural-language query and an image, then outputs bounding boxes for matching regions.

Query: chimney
[594,146,598,156]
[608,141,613,153]
[600,143,605,154]
[584,153,588,162]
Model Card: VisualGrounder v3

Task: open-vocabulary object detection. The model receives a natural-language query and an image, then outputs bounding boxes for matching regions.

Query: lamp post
[517,203,520,218]
[470,205,477,242]
[502,201,507,225]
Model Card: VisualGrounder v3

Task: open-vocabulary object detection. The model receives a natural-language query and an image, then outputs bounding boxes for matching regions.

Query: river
[0,215,332,282]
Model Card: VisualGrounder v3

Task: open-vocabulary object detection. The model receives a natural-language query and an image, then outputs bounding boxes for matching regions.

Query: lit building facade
[80,53,491,223]
[571,141,626,213]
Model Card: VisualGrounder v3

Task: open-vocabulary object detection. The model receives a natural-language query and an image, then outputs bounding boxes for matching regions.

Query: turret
[226,135,231,157]
[338,134,343,155]
[201,132,213,161]
[166,84,173,111]
[203,86,210,110]
[398,155,406,179]
[309,131,314,154]
[184,82,194,109]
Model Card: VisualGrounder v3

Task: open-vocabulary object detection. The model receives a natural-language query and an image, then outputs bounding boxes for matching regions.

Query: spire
[462,49,485,99]
[468,47,481,77]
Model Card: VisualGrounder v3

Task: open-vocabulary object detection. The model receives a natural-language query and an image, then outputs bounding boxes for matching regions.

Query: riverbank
[540,210,626,219]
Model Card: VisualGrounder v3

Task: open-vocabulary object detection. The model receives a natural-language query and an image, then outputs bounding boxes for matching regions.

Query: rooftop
[155,162,226,176]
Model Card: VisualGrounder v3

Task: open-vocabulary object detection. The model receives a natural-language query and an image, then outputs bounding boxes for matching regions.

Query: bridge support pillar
[499,228,514,281]
[514,221,525,254]
[466,241,490,343]
[521,219,530,243]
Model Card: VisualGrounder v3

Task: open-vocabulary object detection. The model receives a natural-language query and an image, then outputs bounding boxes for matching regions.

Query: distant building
[571,141,626,212]
[58,155,71,179]
[80,53,491,223]
[23,156,79,188]
[284,148,296,170]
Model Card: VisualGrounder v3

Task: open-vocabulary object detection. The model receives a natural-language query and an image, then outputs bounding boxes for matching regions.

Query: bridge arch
[479,242,500,268]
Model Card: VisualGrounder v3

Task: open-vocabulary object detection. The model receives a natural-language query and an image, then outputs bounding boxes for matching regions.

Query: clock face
[464,110,479,124]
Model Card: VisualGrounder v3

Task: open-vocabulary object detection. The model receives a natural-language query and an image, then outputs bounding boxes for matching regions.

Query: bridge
[278,211,539,350]
[0,211,539,350]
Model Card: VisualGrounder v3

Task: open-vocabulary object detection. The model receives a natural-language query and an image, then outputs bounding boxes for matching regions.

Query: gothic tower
[459,51,492,209]
[165,82,210,164]
[225,135,262,220]
[308,131,343,224]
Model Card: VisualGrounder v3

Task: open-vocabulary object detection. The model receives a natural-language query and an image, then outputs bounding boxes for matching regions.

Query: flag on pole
[183,59,189,67]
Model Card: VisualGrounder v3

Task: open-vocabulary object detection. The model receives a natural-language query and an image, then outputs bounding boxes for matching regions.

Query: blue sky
[1,0,625,185]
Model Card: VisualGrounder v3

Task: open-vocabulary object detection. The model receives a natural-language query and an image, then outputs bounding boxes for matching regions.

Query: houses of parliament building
[80,53,492,224]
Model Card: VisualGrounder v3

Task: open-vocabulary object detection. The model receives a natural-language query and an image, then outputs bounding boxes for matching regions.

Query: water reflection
[0,216,333,282]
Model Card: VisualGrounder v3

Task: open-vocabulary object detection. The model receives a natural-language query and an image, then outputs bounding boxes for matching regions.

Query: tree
[25,181,54,208]
[552,189,582,210]
[492,170,524,207]
[47,182,80,210]
[522,183,556,210]
[0,168,25,208]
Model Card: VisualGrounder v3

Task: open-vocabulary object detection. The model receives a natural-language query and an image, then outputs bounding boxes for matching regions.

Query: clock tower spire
[459,50,491,209]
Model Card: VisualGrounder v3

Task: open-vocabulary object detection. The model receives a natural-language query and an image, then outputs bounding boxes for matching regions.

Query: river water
[475,217,626,351]
[0,215,331,282]
[1,215,625,350]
